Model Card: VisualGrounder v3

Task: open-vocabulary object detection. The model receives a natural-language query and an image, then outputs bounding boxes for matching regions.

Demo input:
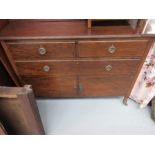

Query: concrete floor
[37,97,155,135]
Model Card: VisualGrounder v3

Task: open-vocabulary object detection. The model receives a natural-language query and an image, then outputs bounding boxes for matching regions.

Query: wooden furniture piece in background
[0,85,44,135]
[0,19,153,104]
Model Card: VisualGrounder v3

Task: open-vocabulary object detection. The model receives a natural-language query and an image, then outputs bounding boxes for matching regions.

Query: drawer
[78,40,148,58]
[78,59,140,75]
[15,61,77,76]
[22,76,77,97]
[6,41,75,60]
[16,59,140,76]
[78,75,133,96]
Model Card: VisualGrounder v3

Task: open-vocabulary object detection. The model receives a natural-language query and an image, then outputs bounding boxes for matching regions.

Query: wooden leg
[151,97,155,121]
[123,97,128,105]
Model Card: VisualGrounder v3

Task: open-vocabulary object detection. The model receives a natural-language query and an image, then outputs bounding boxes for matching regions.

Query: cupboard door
[22,76,78,97]
[78,75,133,97]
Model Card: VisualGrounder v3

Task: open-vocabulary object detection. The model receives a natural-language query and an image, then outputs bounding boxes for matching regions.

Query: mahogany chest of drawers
[0,20,153,103]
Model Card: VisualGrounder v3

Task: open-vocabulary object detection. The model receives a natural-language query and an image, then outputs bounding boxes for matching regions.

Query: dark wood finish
[22,76,77,97]
[78,59,140,75]
[0,20,9,31]
[0,20,140,39]
[15,61,77,76]
[15,59,140,76]
[78,75,134,96]
[78,39,148,58]
[0,20,153,102]
[7,41,76,60]
[0,85,44,135]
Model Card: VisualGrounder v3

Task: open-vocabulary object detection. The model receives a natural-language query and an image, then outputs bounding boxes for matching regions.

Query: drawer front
[22,76,77,97]
[78,40,148,58]
[15,61,77,76]
[78,75,133,96]
[16,59,140,76]
[78,60,140,75]
[7,41,75,60]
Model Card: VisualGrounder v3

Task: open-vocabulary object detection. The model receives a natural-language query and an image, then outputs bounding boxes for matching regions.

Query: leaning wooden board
[0,85,44,135]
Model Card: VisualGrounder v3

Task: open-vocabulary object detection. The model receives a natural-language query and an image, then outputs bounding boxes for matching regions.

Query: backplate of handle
[39,47,46,55]
[43,65,50,72]
[105,65,112,71]
[107,45,116,54]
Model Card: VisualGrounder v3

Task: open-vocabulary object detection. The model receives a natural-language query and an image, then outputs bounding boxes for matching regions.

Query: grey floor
[37,97,155,135]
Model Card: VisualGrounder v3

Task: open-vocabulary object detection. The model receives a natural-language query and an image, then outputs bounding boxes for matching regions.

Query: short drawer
[78,40,148,58]
[22,76,77,97]
[78,59,140,75]
[6,41,75,60]
[78,75,133,96]
[15,61,77,76]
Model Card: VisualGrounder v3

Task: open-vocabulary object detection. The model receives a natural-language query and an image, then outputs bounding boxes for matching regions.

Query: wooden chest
[0,20,153,103]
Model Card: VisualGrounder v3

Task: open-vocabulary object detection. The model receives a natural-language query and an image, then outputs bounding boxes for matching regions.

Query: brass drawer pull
[105,65,112,71]
[43,65,50,72]
[39,47,46,55]
[107,45,116,54]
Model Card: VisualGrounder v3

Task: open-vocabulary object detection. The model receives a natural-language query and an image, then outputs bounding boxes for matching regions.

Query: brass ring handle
[39,47,46,55]
[105,65,112,71]
[107,45,116,54]
[43,65,50,72]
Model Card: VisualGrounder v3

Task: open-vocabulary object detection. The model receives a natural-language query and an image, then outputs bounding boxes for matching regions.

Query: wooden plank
[0,85,45,135]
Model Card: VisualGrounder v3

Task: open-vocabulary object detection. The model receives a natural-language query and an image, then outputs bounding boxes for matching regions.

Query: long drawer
[78,75,134,97]
[15,59,140,76]
[6,41,76,60]
[78,39,148,58]
[22,76,77,97]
